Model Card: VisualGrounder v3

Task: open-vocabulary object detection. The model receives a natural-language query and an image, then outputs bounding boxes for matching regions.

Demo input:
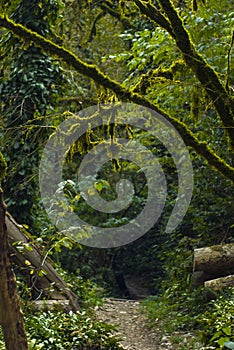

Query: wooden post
[0,188,29,350]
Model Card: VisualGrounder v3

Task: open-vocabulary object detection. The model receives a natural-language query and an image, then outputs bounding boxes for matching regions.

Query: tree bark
[0,189,29,350]
[193,243,234,286]
[6,213,80,311]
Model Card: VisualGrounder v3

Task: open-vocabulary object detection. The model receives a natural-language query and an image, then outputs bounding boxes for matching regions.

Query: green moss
[1,14,234,182]
[0,152,7,183]
[134,0,234,149]
[131,61,186,94]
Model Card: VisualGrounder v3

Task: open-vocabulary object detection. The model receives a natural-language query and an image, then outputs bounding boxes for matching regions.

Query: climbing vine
[0,0,64,225]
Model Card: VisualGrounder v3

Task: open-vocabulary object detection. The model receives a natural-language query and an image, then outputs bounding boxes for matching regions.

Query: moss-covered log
[205,275,234,290]
[204,275,234,299]
[193,243,234,286]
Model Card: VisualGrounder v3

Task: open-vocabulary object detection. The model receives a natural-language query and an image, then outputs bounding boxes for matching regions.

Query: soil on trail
[95,298,174,350]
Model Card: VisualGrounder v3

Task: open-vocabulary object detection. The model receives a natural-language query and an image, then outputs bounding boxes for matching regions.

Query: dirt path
[95,298,174,350]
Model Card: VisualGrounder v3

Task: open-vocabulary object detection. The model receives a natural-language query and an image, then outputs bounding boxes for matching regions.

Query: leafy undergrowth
[199,289,234,350]
[25,310,123,350]
[143,286,234,350]
[0,269,123,350]
[0,309,123,350]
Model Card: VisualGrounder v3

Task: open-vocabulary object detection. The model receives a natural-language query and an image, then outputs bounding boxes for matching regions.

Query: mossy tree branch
[133,0,175,38]
[0,15,234,182]
[99,1,133,30]
[134,0,234,151]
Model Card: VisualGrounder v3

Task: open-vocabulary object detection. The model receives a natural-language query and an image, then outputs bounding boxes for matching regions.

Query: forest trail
[95,298,175,350]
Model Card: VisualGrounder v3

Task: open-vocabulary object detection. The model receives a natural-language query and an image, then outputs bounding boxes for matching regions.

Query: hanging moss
[131,60,186,94]
[0,152,7,183]
[1,15,234,182]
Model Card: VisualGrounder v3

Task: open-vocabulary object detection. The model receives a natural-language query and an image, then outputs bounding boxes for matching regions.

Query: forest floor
[95,298,202,350]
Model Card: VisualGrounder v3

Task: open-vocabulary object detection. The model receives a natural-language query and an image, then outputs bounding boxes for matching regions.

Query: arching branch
[0,15,234,182]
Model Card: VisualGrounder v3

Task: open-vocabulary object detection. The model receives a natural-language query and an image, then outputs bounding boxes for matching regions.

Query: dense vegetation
[0,0,233,349]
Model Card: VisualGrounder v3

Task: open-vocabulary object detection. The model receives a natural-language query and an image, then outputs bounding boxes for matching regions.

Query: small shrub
[55,267,106,309]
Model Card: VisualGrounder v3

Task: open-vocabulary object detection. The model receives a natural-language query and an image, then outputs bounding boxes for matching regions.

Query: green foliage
[143,284,234,349]
[0,310,123,350]
[0,0,65,225]
[143,283,206,332]
[185,163,234,246]
[54,267,106,309]
[199,289,234,349]
[0,1,234,348]
[112,28,177,77]
[110,1,234,160]
[141,286,207,350]
[0,151,7,182]
[11,261,121,349]
[2,0,63,34]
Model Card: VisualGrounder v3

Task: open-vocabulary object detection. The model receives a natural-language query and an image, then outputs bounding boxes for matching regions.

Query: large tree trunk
[6,213,80,312]
[193,243,234,287]
[0,189,29,350]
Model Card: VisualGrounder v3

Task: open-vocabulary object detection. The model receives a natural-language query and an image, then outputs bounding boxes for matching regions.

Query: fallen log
[193,243,234,286]
[6,213,80,311]
[205,275,234,290]
[204,275,234,299]
[30,300,71,312]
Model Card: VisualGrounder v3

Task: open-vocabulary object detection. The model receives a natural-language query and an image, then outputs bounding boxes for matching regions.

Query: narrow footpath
[95,298,175,350]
